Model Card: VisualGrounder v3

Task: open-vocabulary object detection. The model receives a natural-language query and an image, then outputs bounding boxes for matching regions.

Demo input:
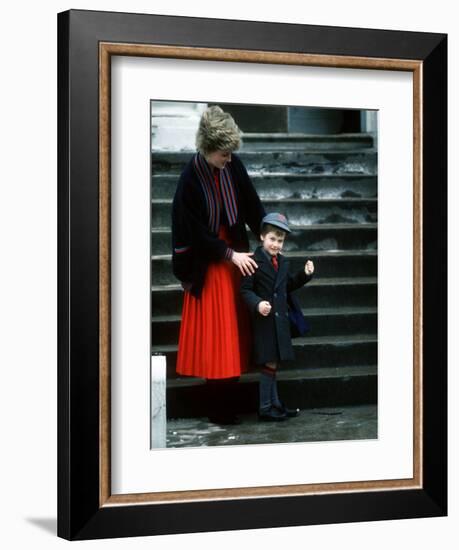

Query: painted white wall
[0,1,456,549]
[151,100,206,150]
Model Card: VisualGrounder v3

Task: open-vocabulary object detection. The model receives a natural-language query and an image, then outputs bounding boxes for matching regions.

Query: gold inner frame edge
[99,42,423,507]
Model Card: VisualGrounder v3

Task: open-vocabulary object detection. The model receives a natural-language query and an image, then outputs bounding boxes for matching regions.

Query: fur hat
[196,106,241,154]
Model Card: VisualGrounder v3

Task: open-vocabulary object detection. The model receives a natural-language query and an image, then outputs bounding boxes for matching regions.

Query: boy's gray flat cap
[260,212,291,233]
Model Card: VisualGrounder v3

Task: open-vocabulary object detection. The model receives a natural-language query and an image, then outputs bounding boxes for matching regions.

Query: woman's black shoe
[208,413,242,425]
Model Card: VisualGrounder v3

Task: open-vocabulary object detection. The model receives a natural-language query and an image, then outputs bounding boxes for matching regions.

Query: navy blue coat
[171,153,265,298]
[240,246,313,365]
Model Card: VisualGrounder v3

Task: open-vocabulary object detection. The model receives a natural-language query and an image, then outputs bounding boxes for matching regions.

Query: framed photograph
[151,99,378,449]
[58,9,447,540]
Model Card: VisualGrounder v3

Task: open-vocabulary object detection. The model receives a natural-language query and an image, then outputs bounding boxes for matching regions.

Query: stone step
[152,223,377,254]
[152,306,377,346]
[151,249,376,285]
[239,132,374,151]
[151,197,377,227]
[152,277,377,316]
[152,150,377,175]
[151,173,377,200]
[165,365,377,418]
[153,333,377,378]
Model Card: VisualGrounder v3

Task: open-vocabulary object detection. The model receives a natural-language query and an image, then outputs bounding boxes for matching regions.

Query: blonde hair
[196,106,241,155]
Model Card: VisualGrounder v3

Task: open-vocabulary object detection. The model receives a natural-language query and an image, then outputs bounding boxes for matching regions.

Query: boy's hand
[258,301,272,316]
[305,260,314,275]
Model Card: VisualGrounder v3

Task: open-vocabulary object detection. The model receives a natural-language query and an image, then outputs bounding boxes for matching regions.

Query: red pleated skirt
[176,227,252,379]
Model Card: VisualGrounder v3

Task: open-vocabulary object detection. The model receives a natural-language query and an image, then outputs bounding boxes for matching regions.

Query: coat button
[274,292,277,298]
[285,312,288,317]
[275,312,279,317]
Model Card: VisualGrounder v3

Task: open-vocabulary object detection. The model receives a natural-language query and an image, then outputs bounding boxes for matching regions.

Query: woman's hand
[232,251,258,276]
[305,260,314,276]
[257,301,272,316]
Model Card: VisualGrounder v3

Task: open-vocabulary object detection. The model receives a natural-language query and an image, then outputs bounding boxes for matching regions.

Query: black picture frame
[58,9,447,540]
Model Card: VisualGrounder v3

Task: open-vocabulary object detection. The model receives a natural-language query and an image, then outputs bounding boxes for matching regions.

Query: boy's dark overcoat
[240,246,313,365]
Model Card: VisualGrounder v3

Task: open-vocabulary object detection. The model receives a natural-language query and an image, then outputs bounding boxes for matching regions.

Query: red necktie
[272,256,278,271]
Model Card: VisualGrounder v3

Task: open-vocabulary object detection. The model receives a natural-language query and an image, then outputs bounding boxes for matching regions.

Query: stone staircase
[151,133,377,418]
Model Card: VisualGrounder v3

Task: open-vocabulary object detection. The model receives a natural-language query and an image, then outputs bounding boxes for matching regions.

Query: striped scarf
[193,153,238,233]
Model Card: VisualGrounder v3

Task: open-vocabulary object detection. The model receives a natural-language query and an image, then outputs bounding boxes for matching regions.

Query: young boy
[240,213,315,421]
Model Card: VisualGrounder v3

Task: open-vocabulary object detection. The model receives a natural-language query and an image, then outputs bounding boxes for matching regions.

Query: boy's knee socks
[271,376,283,409]
[259,366,277,412]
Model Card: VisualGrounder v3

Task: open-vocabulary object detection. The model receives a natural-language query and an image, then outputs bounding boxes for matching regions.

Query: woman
[171,106,265,424]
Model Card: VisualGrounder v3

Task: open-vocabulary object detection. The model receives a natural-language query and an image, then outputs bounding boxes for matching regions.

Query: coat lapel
[274,253,288,290]
[254,247,288,287]
[254,247,276,282]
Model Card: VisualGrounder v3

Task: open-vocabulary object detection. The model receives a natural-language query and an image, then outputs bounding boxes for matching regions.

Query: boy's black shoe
[274,402,300,418]
[258,407,287,421]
